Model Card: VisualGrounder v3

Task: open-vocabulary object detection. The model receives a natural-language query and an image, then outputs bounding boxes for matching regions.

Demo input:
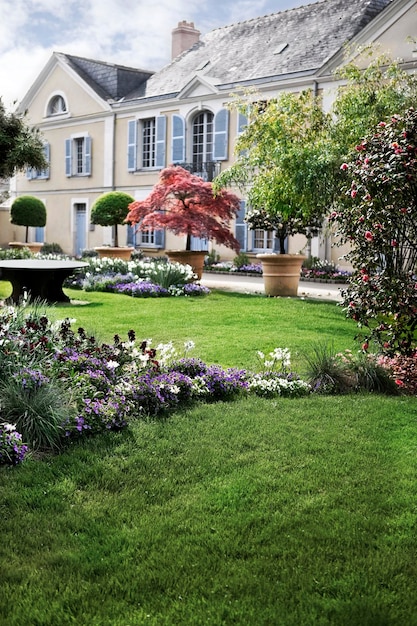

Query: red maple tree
[126,165,241,252]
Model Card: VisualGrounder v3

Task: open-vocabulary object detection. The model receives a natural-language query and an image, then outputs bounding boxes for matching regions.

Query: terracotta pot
[9,242,43,254]
[256,254,306,297]
[95,246,134,260]
[166,250,207,280]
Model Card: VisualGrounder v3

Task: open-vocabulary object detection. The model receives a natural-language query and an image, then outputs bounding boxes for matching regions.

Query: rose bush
[333,108,417,355]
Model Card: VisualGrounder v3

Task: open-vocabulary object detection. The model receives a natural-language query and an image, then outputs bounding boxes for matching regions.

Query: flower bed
[0,306,310,464]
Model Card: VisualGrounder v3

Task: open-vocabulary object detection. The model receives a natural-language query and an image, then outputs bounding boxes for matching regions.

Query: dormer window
[48,95,67,116]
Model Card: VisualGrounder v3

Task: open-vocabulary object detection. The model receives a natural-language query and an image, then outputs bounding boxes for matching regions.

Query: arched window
[192,111,213,169]
[48,95,67,116]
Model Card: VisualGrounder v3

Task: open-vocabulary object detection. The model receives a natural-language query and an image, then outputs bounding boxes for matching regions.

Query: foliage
[0,247,32,260]
[304,342,400,395]
[91,191,135,247]
[333,108,417,355]
[10,195,46,243]
[0,372,71,450]
[233,251,250,268]
[41,242,63,254]
[214,91,334,253]
[331,47,417,162]
[126,165,241,252]
[0,98,47,180]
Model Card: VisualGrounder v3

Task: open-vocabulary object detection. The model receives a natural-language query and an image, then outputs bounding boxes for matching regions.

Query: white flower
[184,340,195,352]
[257,351,265,360]
[106,360,120,370]
[2,423,16,432]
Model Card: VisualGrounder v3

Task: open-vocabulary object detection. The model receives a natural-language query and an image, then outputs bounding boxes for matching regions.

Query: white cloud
[0,0,313,108]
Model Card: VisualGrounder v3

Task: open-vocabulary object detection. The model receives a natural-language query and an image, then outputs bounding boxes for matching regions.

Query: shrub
[334,108,417,355]
[0,371,72,450]
[10,195,46,243]
[91,191,135,247]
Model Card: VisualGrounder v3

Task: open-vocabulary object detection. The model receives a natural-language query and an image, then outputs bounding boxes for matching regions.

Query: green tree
[91,192,135,248]
[214,90,334,254]
[10,196,46,243]
[330,47,417,161]
[0,99,47,180]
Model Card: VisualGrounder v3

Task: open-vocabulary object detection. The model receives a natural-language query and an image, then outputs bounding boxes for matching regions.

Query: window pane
[142,119,156,168]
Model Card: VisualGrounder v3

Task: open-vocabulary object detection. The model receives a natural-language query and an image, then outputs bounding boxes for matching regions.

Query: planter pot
[256,254,306,297]
[95,246,134,260]
[9,242,43,254]
[166,250,207,280]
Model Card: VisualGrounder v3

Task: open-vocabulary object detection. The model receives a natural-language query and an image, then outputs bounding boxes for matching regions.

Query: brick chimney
[171,21,200,59]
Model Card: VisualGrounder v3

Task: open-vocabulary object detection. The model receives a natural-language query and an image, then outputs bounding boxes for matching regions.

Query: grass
[1,281,417,625]
[0,281,358,371]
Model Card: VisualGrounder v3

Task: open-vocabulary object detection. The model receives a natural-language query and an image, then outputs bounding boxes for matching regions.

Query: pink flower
[391,239,398,247]
[364,231,373,241]
[351,189,357,198]
[378,122,386,127]
[362,274,369,282]
[340,163,348,170]
[362,342,369,351]
[395,379,404,387]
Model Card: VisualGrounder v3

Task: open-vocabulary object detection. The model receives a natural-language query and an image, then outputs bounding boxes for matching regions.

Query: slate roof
[126,0,392,101]
[63,54,154,101]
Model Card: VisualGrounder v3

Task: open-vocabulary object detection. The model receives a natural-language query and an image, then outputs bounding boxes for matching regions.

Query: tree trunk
[114,224,119,248]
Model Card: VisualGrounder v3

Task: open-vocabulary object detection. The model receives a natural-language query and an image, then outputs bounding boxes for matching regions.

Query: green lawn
[1,283,417,625]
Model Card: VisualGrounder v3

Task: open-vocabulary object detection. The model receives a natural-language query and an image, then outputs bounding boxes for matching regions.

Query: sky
[0,0,317,110]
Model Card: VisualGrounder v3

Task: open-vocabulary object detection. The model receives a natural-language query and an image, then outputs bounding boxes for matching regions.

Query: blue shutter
[126,224,136,246]
[65,139,72,177]
[40,143,50,179]
[84,136,92,175]
[154,229,165,248]
[127,120,137,171]
[172,114,185,163]
[155,115,166,168]
[214,109,229,161]
[26,167,34,180]
[235,200,247,251]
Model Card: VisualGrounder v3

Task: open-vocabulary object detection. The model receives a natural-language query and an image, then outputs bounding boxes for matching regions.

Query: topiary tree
[333,108,417,356]
[91,192,135,248]
[10,195,46,243]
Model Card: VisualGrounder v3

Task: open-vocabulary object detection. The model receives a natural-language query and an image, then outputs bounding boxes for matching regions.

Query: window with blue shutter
[154,229,165,248]
[235,200,248,252]
[65,136,91,176]
[155,115,166,168]
[127,120,137,171]
[27,143,50,179]
[213,109,229,161]
[172,114,185,163]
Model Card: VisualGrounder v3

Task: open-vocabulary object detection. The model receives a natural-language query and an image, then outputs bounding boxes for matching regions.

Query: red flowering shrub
[333,108,417,355]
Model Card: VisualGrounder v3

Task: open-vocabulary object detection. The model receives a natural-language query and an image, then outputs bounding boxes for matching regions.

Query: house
[4,0,416,264]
